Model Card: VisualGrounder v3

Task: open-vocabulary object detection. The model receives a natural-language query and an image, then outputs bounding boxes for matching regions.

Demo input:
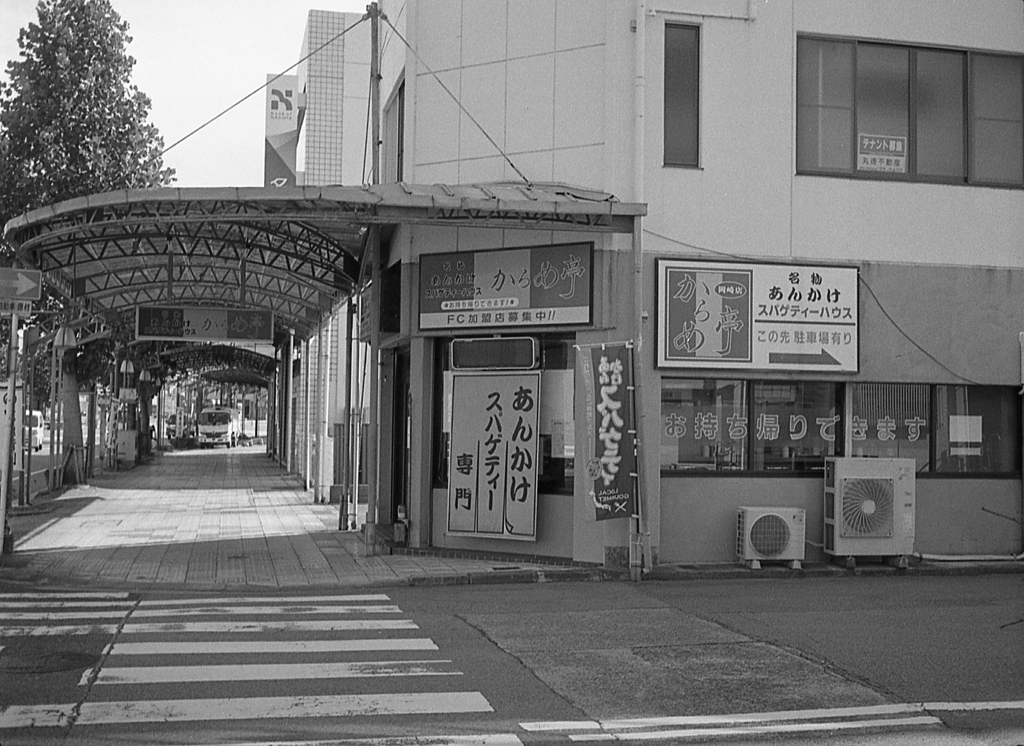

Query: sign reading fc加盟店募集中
[135,307,274,343]
[657,260,859,372]
[447,372,540,541]
[419,244,592,330]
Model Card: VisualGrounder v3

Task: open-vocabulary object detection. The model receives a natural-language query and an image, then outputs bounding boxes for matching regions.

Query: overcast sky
[0,0,370,187]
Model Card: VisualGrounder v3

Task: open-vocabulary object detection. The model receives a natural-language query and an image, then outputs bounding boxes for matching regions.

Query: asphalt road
[0,574,1021,745]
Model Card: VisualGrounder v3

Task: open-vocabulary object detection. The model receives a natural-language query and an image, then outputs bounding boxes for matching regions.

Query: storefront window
[661,380,747,470]
[434,335,574,493]
[850,383,930,470]
[661,380,841,473]
[934,386,1019,474]
[751,382,842,471]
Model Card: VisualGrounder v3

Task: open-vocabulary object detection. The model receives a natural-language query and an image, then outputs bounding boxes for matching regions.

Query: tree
[0,0,175,483]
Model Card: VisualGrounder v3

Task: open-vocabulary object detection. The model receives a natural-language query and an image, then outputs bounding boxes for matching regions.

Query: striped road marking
[138,594,391,606]
[0,600,136,609]
[219,736,523,746]
[0,592,131,601]
[1,692,493,729]
[0,624,120,637]
[118,619,420,634]
[104,638,439,655]
[85,660,461,685]
[129,604,403,617]
[564,716,941,741]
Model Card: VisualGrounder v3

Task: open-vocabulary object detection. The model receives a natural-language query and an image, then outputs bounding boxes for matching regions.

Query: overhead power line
[160,15,368,158]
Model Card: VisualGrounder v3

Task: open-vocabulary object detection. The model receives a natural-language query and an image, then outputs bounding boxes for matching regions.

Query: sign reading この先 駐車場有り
[657,260,859,372]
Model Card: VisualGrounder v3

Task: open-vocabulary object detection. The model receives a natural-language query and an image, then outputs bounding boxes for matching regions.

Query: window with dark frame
[664,24,700,167]
[661,380,1020,476]
[797,36,1024,187]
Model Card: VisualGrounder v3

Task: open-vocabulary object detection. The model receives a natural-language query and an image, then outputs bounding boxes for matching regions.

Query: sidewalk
[2,445,1021,591]
[0,445,606,592]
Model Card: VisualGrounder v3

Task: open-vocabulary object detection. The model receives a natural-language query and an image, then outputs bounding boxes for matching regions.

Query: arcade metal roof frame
[3,182,645,344]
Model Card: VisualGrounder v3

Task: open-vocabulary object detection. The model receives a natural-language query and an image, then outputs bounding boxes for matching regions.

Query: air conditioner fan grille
[748,513,791,557]
[840,477,894,537]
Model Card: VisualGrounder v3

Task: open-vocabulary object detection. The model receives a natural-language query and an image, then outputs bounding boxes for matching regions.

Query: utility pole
[0,313,18,559]
[363,1,382,556]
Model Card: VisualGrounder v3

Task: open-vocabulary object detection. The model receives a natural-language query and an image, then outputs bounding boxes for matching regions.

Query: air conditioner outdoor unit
[824,457,916,568]
[736,507,806,570]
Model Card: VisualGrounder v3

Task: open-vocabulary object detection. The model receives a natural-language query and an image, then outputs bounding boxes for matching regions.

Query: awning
[3,181,645,345]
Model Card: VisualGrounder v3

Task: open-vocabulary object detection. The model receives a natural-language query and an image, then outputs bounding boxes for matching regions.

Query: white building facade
[343,0,1024,567]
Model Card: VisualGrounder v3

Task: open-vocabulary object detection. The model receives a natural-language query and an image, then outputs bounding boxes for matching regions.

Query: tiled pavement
[0,445,597,591]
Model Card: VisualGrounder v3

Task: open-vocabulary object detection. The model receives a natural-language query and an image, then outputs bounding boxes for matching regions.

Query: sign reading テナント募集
[657,260,859,372]
[420,244,592,330]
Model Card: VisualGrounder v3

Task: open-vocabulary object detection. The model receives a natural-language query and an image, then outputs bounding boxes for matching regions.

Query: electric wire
[379,13,531,186]
[644,227,982,385]
[160,15,368,158]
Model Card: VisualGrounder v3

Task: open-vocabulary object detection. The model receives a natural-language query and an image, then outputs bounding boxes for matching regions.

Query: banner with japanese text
[447,372,541,540]
[578,344,638,521]
[420,244,592,330]
[136,306,274,342]
[657,259,859,372]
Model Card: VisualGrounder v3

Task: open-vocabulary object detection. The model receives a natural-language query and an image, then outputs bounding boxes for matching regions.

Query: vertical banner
[448,372,540,540]
[265,73,300,187]
[578,344,638,521]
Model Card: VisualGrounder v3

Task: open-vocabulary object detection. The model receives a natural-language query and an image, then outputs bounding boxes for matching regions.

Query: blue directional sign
[0,268,42,301]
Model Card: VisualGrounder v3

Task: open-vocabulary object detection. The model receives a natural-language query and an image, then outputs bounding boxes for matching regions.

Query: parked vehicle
[166,413,176,439]
[28,410,44,451]
[197,406,242,448]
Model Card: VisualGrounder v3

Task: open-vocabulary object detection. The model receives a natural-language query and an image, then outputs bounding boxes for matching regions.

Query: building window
[662,380,1019,476]
[660,380,842,473]
[849,383,931,470]
[661,380,748,470]
[797,37,1024,187]
[434,335,574,494]
[664,24,699,166]
[934,386,1019,474]
[383,80,405,183]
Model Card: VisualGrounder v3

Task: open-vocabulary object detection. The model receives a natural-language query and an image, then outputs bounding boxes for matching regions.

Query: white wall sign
[657,260,859,372]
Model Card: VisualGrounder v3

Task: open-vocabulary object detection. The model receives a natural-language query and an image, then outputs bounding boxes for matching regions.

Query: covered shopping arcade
[2,182,644,556]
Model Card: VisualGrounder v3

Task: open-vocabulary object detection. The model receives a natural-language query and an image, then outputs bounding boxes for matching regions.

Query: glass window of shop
[662,381,1019,476]
[849,383,930,470]
[661,380,842,473]
[434,335,575,493]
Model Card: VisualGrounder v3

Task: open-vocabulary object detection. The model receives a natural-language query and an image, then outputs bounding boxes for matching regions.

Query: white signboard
[447,372,540,540]
[658,260,859,372]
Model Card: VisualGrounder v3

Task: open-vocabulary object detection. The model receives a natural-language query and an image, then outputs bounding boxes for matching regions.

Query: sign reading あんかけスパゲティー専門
[447,372,540,540]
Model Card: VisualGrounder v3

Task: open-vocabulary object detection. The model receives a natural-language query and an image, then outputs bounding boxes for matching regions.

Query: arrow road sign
[0,268,42,301]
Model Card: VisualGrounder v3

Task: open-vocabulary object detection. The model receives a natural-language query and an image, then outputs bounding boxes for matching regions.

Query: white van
[197,406,242,448]
[28,410,45,451]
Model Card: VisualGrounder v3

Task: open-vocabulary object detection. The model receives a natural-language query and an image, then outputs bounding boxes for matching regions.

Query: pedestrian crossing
[0,591,522,744]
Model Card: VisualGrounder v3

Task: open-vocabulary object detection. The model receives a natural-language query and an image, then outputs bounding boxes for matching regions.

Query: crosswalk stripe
[2,610,134,620]
[71,691,493,725]
[0,624,119,637]
[130,604,402,617]
[105,639,439,655]
[1,600,136,609]
[138,594,391,606]
[220,736,523,746]
[119,619,419,634]
[566,716,942,742]
[86,660,461,685]
[0,592,130,601]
